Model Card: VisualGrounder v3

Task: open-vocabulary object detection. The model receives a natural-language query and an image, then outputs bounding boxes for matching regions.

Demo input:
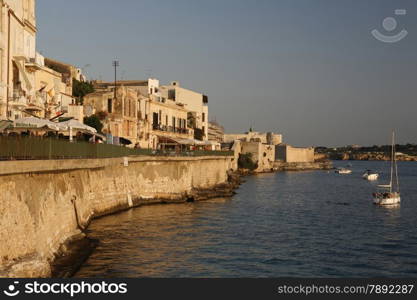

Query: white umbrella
[60,119,97,134]
[60,119,97,142]
[13,117,65,131]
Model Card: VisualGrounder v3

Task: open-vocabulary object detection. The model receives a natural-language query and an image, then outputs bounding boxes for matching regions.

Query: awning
[157,136,213,146]
[119,137,132,145]
[14,58,33,92]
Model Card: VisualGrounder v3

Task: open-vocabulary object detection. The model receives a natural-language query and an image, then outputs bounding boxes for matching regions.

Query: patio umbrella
[59,119,97,142]
[13,117,66,131]
[60,119,97,134]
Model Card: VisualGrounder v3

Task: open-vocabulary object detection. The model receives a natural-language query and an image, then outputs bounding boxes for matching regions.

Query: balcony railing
[152,124,189,135]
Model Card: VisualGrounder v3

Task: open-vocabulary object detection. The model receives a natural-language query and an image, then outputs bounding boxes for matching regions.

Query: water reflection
[76,161,417,278]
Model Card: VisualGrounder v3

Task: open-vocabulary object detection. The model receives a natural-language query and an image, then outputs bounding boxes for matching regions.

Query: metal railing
[0,136,233,160]
[152,124,189,134]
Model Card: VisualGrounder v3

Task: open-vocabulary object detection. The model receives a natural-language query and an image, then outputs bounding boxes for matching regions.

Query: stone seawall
[0,156,235,278]
[273,161,333,171]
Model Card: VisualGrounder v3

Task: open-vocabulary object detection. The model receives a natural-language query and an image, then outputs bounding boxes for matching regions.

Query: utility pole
[112,60,119,100]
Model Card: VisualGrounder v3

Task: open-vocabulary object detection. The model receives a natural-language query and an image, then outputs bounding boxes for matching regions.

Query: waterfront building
[0,0,37,120]
[91,79,203,149]
[208,121,224,143]
[160,81,209,141]
[84,85,138,146]
[224,129,283,172]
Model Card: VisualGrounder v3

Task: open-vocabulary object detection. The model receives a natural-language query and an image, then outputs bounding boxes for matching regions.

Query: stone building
[91,79,203,149]
[83,86,138,145]
[0,0,37,120]
[275,144,315,163]
[239,141,275,172]
[223,130,282,145]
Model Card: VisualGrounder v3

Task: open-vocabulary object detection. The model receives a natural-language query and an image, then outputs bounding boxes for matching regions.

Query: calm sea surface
[75,161,417,278]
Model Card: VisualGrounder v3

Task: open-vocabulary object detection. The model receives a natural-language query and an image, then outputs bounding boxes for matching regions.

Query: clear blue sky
[36,0,417,147]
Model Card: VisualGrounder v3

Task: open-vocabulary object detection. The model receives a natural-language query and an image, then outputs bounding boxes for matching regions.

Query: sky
[36,0,417,147]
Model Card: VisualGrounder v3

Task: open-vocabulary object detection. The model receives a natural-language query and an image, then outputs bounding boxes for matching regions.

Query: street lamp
[112,60,119,100]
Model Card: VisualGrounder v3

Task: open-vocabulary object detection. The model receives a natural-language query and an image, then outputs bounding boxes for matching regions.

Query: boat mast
[390,131,394,193]
[393,131,400,193]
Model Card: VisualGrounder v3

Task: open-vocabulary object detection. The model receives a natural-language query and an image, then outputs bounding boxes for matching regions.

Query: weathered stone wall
[0,156,233,277]
[273,161,333,171]
[239,141,275,173]
[275,145,315,163]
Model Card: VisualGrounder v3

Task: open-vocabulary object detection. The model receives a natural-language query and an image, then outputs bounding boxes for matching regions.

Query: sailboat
[372,131,400,206]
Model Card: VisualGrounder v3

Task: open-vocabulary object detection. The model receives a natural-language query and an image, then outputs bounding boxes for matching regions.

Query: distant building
[208,121,224,143]
[223,131,282,145]
[275,144,315,163]
[226,130,282,172]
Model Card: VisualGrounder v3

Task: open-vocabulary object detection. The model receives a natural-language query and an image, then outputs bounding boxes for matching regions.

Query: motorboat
[363,170,379,181]
[335,168,352,174]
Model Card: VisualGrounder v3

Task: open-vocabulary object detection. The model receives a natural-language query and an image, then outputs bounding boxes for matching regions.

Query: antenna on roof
[145,69,153,78]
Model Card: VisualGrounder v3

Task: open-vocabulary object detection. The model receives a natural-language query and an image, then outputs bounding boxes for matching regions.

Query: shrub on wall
[84,115,104,133]
[238,153,258,170]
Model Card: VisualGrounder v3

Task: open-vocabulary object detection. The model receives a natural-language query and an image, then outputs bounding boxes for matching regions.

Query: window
[168,89,176,101]
[107,99,112,113]
[202,113,205,122]
[172,117,176,128]
[153,112,159,126]
[166,115,168,125]
[159,110,162,123]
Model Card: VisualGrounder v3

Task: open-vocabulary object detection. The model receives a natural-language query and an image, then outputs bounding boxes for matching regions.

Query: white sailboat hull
[373,195,401,206]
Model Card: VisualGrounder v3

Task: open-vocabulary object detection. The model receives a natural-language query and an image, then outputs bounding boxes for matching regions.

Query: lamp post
[112,60,119,100]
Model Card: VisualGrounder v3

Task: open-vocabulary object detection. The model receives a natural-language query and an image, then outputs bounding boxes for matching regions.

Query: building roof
[93,80,148,88]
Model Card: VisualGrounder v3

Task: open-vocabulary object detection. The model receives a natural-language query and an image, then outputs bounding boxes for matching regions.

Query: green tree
[238,153,258,170]
[84,115,103,133]
[73,79,94,104]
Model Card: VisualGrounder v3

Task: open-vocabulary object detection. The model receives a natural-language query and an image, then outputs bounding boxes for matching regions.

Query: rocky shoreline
[329,153,417,161]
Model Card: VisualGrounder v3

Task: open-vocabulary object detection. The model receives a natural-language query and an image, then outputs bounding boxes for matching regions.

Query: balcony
[152,124,190,135]
[9,90,28,108]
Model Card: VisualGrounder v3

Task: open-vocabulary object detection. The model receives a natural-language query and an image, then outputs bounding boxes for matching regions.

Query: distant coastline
[316,144,417,162]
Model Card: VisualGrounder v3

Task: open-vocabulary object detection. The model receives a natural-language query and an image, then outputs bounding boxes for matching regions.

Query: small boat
[335,168,352,174]
[363,170,379,181]
[373,131,400,206]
